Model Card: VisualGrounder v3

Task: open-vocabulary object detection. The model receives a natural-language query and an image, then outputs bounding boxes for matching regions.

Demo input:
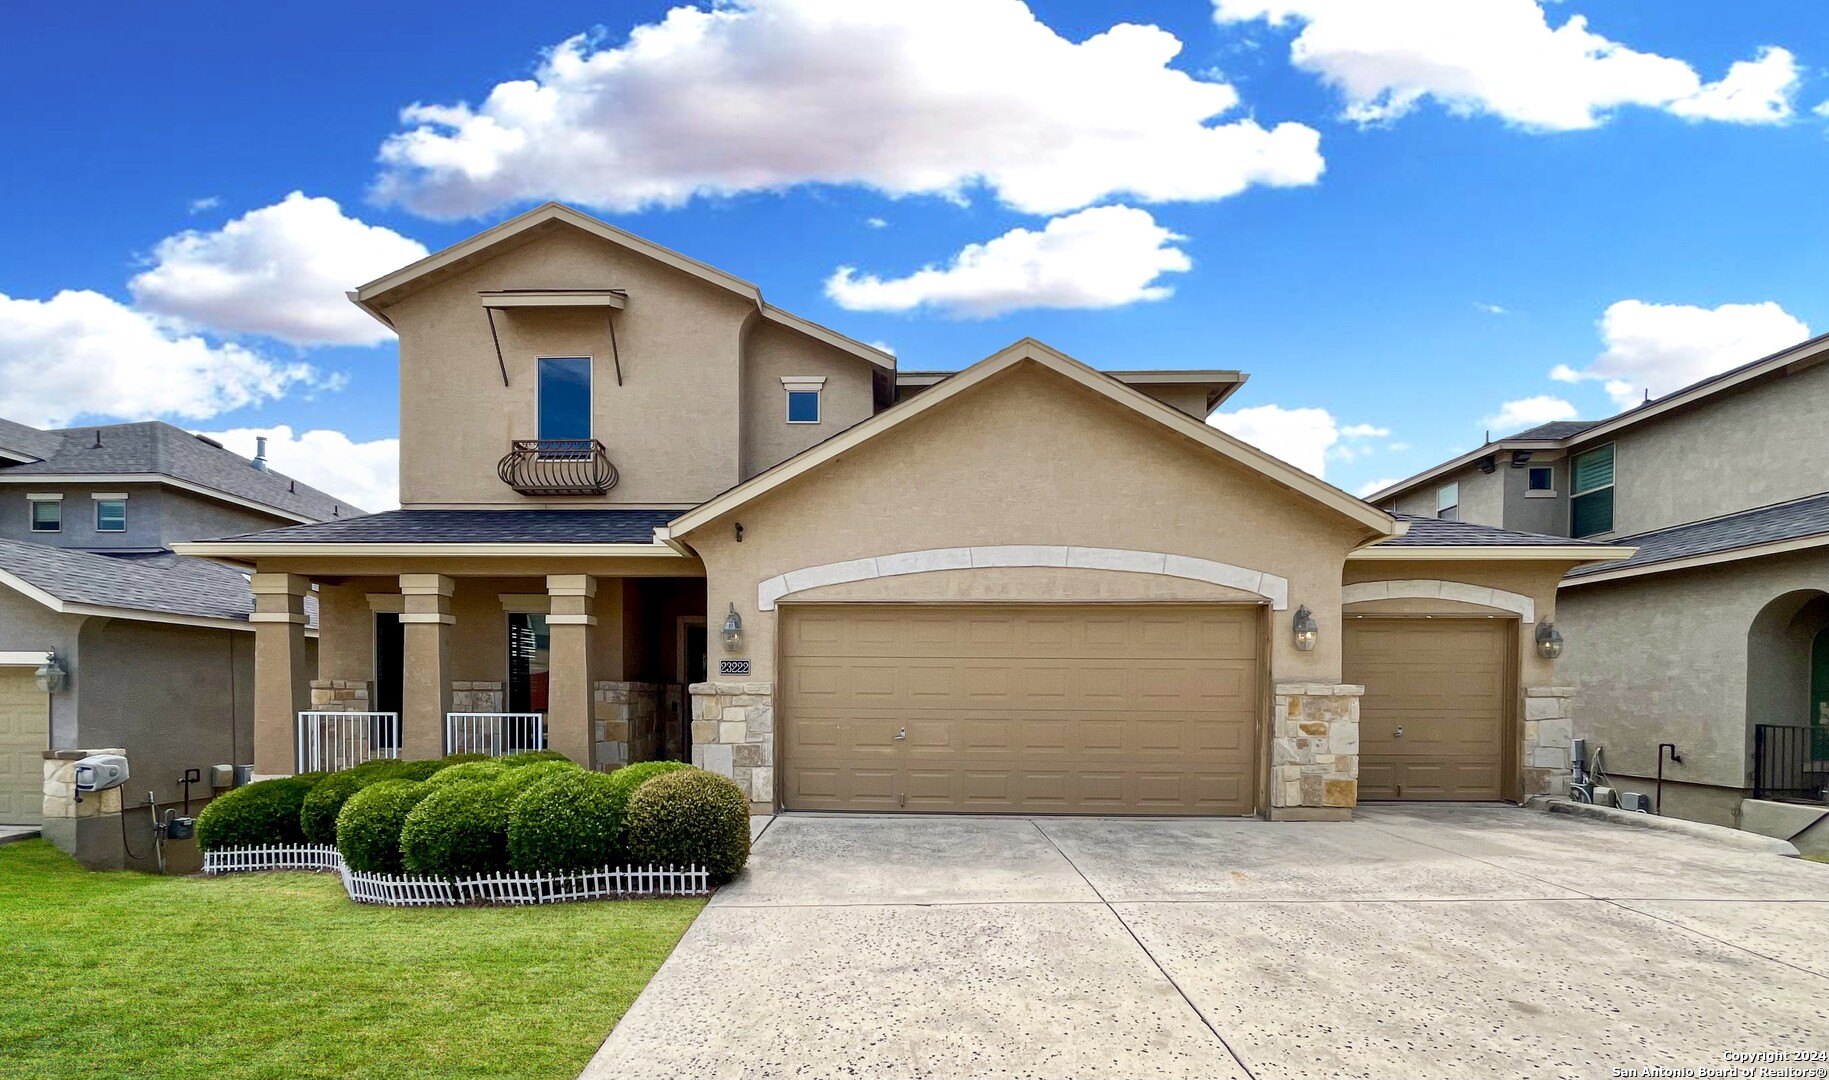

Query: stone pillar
[546,575,598,769]
[42,748,126,870]
[689,680,774,814]
[1269,682,1363,821]
[250,573,311,778]
[1522,686,1575,797]
[594,681,662,768]
[399,574,454,761]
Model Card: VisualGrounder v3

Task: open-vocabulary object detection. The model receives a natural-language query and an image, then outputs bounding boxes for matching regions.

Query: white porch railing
[297,711,401,773]
[445,712,546,757]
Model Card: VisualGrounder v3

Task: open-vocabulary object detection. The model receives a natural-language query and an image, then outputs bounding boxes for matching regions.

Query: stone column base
[1270,683,1362,814]
[595,681,662,768]
[1523,686,1575,797]
[308,679,373,712]
[689,681,774,813]
[451,681,504,714]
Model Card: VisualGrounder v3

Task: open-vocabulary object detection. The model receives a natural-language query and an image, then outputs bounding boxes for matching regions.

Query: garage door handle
[896,727,906,740]
[1395,726,1404,738]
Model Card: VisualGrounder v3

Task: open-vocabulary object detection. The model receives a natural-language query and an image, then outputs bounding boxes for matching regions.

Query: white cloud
[1214,1,1798,131]
[825,206,1191,317]
[0,290,323,429]
[1557,299,1811,410]
[1339,423,1389,438]
[1386,441,1410,452]
[865,217,889,229]
[1815,100,1829,118]
[130,192,427,347]
[374,0,1323,219]
[188,196,221,214]
[867,340,897,356]
[1485,394,1578,434]
[1209,403,1339,478]
[199,425,400,512]
[1475,302,1508,315]
[1357,476,1400,497]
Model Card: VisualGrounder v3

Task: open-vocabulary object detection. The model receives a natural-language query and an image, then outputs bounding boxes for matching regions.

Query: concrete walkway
[585,804,1829,1080]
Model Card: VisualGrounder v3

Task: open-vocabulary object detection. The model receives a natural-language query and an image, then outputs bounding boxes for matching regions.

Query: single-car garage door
[1344,617,1510,801]
[0,670,48,825]
[780,604,1259,815]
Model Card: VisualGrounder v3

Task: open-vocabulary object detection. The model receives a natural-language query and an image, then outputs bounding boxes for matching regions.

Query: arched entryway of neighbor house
[1746,589,1829,801]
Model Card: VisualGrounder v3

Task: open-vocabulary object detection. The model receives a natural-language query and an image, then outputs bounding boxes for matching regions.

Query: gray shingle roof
[1504,420,1598,441]
[0,539,297,624]
[0,418,63,460]
[1383,513,1610,547]
[207,508,676,544]
[1565,492,1829,578]
[0,420,358,521]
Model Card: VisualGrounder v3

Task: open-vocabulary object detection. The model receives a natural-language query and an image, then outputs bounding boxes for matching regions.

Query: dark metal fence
[496,439,618,495]
[1752,724,1828,802]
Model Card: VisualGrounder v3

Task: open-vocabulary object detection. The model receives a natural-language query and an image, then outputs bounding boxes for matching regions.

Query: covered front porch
[248,560,708,780]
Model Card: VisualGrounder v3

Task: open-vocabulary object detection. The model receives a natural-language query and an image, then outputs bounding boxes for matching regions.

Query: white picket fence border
[202,845,710,906]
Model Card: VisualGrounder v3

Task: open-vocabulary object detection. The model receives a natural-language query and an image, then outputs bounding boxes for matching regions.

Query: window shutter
[1572,445,1613,495]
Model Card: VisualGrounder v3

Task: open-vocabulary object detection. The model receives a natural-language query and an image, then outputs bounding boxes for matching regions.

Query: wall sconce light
[721,604,745,652]
[34,650,67,694]
[1292,606,1318,652]
[1535,620,1564,659]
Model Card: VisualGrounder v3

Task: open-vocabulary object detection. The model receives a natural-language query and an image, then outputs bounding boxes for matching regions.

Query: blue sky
[1,0,1823,509]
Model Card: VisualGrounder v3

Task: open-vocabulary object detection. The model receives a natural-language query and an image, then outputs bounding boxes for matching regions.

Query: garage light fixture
[721,604,745,652]
[1535,620,1564,660]
[34,651,67,694]
[1292,607,1318,652]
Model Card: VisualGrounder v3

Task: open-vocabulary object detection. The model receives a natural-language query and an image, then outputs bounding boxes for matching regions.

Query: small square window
[786,389,821,424]
[1527,466,1554,492]
[96,499,127,532]
[30,501,60,532]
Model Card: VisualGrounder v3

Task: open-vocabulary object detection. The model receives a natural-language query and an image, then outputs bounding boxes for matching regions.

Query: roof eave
[1349,543,1637,562]
[1561,532,1829,587]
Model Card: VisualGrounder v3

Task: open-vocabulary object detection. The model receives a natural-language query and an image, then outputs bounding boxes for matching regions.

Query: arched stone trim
[1341,579,1534,622]
[758,546,1289,611]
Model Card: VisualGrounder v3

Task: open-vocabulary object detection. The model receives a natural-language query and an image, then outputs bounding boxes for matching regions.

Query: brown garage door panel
[1345,619,1510,802]
[0,670,49,826]
[781,605,1260,815]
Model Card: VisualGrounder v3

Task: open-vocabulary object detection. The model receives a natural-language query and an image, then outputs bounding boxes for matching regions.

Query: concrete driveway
[585,805,1829,1080]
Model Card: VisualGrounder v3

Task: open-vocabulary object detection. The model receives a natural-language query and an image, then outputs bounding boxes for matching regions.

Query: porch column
[249,573,311,778]
[546,575,598,769]
[400,574,454,761]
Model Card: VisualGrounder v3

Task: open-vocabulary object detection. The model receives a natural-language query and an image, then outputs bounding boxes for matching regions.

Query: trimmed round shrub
[400,781,515,878]
[396,759,454,782]
[195,776,320,851]
[603,761,690,849]
[423,760,509,788]
[498,750,571,767]
[493,758,582,800]
[299,771,371,845]
[505,770,621,873]
[335,779,433,874]
[624,768,751,883]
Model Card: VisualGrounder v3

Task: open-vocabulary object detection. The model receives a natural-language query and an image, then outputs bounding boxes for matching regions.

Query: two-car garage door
[779,605,1259,815]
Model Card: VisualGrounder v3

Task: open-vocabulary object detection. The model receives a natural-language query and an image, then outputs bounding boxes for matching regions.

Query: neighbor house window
[1527,466,1555,493]
[28,495,61,532]
[1571,445,1615,537]
[781,376,826,425]
[1435,482,1459,521]
[537,357,593,449]
[94,496,127,532]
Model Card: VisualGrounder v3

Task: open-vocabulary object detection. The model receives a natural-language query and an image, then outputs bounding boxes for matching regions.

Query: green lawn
[0,840,703,1080]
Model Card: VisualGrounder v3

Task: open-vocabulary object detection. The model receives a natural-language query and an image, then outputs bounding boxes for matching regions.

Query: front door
[373,613,404,751]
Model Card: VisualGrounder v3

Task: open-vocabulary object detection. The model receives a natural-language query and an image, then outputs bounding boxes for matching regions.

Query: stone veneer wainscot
[689,680,774,811]
[1270,683,1362,819]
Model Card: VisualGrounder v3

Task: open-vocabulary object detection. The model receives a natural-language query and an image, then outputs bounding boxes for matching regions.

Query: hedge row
[196,754,750,885]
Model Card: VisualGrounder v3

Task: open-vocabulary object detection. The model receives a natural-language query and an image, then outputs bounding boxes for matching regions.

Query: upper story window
[1571,444,1615,537]
[782,376,826,424]
[94,495,128,532]
[1527,465,1555,494]
[28,494,61,532]
[1435,482,1459,521]
[537,357,593,444]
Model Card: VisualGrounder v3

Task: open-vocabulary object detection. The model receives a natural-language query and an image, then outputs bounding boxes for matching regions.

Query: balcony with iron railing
[496,439,619,496]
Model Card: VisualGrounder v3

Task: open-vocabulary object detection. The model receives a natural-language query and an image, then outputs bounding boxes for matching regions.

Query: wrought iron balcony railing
[497,439,619,496]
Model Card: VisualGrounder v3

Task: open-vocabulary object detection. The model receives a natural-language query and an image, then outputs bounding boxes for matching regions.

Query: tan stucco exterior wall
[683,362,1378,686]
[1556,548,1829,803]
[1343,558,1571,692]
[384,223,756,508]
[1575,360,1829,539]
[740,318,878,480]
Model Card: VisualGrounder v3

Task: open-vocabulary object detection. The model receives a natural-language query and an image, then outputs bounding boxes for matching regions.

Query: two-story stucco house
[180,203,1631,820]
[0,417,356,863]
[1369,335,1829,849]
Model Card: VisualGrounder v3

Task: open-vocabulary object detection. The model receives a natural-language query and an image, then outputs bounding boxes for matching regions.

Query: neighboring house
[1368,335,1829,842]
[0,417,355,864]
[179,202,1629,820]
